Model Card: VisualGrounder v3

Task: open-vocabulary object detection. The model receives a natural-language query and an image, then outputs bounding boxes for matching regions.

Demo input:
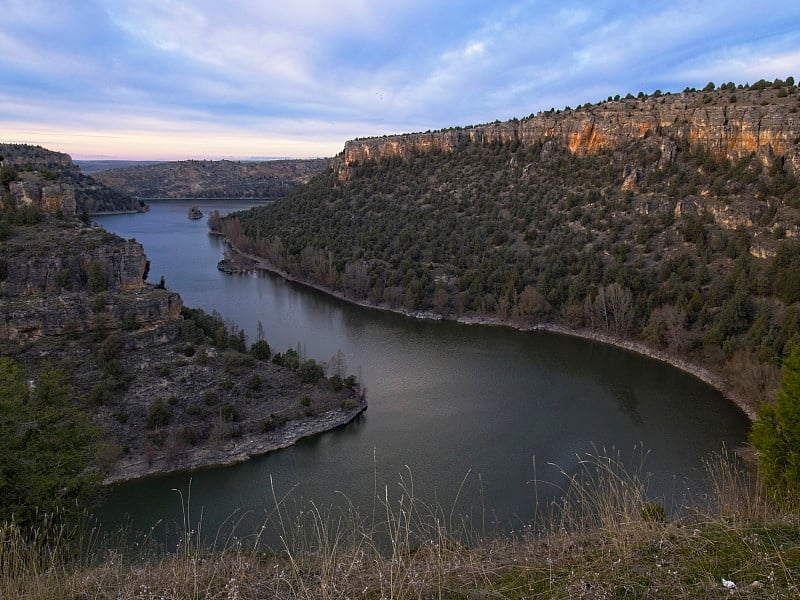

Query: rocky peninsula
[0,152,366,485]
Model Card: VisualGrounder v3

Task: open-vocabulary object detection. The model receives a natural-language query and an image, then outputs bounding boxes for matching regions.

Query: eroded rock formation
[339,87,800,179]
[0,220,182,342]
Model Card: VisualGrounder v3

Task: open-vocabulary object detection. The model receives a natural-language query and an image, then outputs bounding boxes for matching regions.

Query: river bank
[217,236,757,422]
[105,397,367,484]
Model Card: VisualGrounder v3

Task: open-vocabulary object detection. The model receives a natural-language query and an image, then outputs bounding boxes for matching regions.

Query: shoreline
[217,235,757,422]
[105,397,367,485]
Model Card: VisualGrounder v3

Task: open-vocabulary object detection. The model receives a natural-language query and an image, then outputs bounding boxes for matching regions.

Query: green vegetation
[751,344,800,501]
[0,358,101,532]
[146,397,172,429]
[221,88,799,413]
[250,339,272,360]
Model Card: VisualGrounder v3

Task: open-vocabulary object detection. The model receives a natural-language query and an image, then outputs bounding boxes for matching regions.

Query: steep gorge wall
[0,221,182,342]
[341,89,800,176]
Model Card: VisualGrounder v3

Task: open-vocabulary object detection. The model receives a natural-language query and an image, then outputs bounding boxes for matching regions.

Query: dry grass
[3,451,799,599]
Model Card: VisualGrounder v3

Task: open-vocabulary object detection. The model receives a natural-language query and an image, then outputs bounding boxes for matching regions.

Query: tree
[0,164,18,187]
[87,262,107,293]
[750,345,800,501]
[644,305,690,354]
[0,359,101,531]
[251,339,271,360]
[298,359,325,384]
[341,261,370,299]
[584,283,633,336]
[516,284,550,319]
[329,349,348,378]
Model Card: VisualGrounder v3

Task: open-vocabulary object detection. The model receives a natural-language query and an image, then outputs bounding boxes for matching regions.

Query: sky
[1,1,799,161]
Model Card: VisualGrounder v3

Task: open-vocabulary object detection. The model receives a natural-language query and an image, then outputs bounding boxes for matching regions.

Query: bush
[87,262,107,293]
[298,359,325,384]
[750,345,800,501]
[220,403,239,422]
[223,350,255,374]
[0,164,18,187]
[251,339,271,360]
[330,374,344,391]
[248,373,262,391]
[146,398,171,429]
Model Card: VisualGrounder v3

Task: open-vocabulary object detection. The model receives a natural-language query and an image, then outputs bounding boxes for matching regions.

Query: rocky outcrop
[340,87,800,178]
[0,219,182,342]
[9,180,77,216]
[0,143,74,172]
[1,143,148,214]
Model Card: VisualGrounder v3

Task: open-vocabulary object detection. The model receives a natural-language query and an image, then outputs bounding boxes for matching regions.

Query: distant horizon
[3,1,799,160]
[71,155,328,162]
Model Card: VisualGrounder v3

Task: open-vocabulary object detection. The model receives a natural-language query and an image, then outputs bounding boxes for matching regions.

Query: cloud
[1,1,799,158]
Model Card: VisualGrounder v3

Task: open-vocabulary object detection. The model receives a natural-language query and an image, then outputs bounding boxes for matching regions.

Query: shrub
[177,426,198,446]
[750,345,800,502]
[0,164,18,187]
[91,293,108,312]
[87,262,107,293]
[248,373,262,391]
[298,359,325,384]
[146,398,171,429]
[223,350,255,374]
[220,404,239,422]
[88,383,113,406]
[251,339,271,360]
[330,374,344,391]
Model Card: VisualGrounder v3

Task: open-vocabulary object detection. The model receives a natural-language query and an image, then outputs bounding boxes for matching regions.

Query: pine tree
[750,345,800,501]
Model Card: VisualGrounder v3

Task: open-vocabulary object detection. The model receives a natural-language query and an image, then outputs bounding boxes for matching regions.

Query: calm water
[94,200,750,544]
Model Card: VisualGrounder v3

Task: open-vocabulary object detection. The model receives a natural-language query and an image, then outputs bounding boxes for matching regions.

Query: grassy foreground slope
[3,451,799,598]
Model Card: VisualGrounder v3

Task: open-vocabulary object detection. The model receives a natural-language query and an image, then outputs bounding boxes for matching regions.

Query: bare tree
[645,305,690,354]
[256,319,266,342]
[516,284,551,319]
[432,285,449,314]
[585,283,633,336]
[329,348,348,378]
[342,261,370,299]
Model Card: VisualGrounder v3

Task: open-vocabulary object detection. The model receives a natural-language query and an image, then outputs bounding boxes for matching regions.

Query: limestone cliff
[0,143,148,214]
[339,86,800,178]
[0,219,182,342]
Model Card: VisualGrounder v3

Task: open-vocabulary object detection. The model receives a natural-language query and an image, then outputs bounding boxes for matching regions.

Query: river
[94,200,750,545]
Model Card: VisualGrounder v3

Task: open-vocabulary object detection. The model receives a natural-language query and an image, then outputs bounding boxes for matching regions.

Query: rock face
[9,180,77,216]
[0,220,182,342]
[0,143,147,214]
[339,87,800,178]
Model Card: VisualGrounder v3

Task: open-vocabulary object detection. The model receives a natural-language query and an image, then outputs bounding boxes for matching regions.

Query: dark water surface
[94,200,750,543]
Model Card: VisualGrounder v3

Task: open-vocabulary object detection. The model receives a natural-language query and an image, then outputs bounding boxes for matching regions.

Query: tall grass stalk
[2,448,799,598]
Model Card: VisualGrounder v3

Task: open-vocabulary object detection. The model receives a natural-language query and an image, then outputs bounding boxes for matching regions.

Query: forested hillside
[95,158,330,199]
[218,81,800,411]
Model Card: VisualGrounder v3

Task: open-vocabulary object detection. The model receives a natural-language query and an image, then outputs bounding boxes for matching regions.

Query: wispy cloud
[1,1,798,159]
